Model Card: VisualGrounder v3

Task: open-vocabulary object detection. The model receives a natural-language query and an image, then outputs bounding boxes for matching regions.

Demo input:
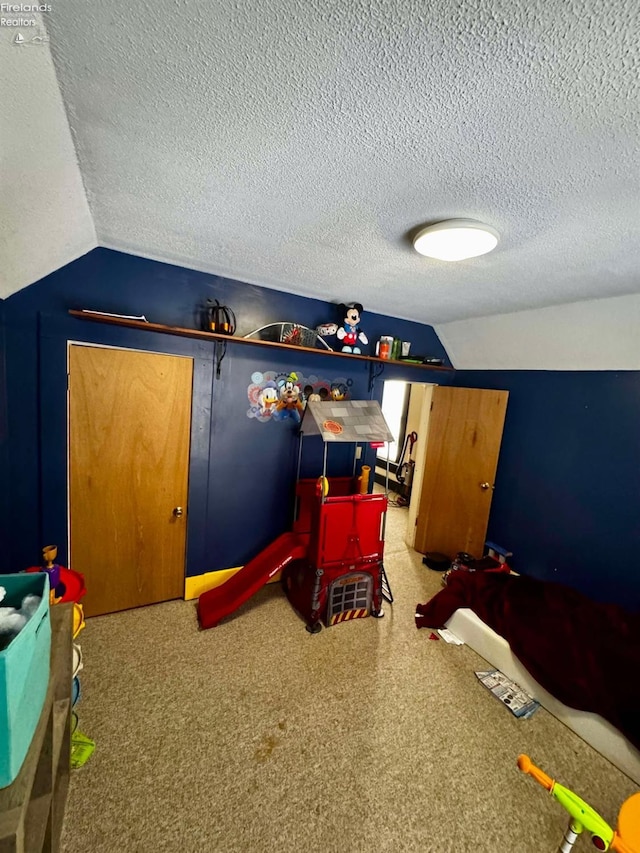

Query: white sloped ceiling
[436,292,640,370]
[0,13,96,298]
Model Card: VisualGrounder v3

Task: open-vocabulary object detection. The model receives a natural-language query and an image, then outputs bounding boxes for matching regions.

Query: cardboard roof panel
[300,400,394,443]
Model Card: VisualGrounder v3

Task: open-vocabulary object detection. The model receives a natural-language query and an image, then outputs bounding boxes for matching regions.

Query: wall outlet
[355,446,362,459]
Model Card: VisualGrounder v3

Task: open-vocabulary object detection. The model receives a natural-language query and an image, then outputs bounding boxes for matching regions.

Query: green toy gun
[518,754,640,852]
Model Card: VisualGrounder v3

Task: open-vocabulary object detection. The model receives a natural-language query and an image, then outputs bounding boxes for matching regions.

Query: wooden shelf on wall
[68,310,453,372]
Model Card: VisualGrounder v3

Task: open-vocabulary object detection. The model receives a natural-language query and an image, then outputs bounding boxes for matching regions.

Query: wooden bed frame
[446,607,640,785]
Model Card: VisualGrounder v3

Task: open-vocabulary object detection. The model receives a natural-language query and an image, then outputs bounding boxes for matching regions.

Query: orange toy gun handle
[517,754,554,792]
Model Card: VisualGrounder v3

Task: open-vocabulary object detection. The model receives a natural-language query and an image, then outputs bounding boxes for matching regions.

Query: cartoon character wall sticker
[258,385,278,415]
[247,371,352,423]
[274,373,304,422]
[330,381,348,401]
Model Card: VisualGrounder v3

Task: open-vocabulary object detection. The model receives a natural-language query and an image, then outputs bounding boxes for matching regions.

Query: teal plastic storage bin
[0,573,51,788]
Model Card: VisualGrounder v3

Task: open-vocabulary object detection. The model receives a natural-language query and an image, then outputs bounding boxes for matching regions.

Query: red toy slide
[197,531,309,629]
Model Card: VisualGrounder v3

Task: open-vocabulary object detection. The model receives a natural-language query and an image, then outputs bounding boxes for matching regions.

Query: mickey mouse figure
[336,302,368,354]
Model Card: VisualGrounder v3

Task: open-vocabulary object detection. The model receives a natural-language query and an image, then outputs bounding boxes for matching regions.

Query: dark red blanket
[416,572,640,750]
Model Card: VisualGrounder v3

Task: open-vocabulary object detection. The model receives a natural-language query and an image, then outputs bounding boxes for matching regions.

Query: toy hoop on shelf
[244,322,333,351]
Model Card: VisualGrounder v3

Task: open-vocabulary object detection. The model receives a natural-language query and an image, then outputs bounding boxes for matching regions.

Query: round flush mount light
[413,219,499,261]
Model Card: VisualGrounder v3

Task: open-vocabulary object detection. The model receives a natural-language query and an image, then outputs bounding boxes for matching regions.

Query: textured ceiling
[41,0,640,324]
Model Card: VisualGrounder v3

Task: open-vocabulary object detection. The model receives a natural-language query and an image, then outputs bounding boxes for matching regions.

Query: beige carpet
[61,504,637,852]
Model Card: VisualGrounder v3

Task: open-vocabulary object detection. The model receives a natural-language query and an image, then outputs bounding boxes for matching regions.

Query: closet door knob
[173,506,184,517]
[479,482,494,491]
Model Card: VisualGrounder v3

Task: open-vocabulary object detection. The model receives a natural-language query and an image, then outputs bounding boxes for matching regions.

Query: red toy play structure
[197,531,309,629]
[283,476,388,632]
[198,400,395,632]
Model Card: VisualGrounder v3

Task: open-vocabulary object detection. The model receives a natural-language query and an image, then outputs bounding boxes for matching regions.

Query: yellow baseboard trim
[184,566,283,600]
[184,567,241,600]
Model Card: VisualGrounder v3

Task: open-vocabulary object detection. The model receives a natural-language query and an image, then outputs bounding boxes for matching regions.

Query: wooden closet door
[414,386,508,559]
[69,345,193,616]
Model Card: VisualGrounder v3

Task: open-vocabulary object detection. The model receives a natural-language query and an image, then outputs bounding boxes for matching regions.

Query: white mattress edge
[446,608,640,785]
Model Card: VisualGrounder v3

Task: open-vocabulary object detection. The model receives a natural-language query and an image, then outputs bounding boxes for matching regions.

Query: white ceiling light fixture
[413,219,499,261]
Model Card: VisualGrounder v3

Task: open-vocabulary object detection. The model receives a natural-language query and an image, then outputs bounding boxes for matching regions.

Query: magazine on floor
[475,669,540,719]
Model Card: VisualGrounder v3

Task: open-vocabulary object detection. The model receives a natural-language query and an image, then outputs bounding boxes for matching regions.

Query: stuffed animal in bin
[337,303,368,354]
[0,586,42,651]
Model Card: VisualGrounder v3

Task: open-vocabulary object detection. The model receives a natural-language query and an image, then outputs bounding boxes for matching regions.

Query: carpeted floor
[61,502,637,852]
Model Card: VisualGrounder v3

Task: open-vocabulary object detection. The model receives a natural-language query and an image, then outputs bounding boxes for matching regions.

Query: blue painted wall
[0,300,8,573]
[2,247,450,577]
[4,249,638,610]
[454,370,640,611]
